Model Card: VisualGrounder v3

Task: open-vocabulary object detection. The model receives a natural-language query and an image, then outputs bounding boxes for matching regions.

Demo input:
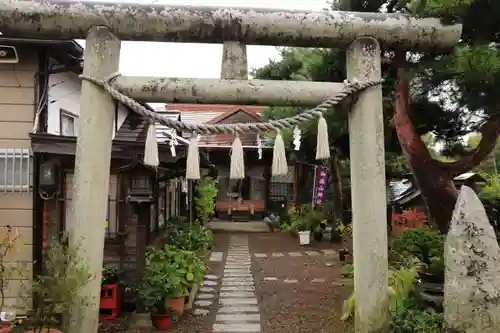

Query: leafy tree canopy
[253,0,500,165]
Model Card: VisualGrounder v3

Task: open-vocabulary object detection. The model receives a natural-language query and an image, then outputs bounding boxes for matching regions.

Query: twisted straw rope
[79,73,383,135]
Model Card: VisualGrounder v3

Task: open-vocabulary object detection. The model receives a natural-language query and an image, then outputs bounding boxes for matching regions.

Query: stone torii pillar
[347,37,388,333]
[68,26,121,333]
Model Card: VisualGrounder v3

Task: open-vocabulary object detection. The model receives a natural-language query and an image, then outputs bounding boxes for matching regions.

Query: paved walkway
[213,235,261,333]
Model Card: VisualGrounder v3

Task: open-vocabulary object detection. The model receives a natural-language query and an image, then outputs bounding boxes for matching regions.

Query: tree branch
[438,115,500,174]
[393,50,433,160]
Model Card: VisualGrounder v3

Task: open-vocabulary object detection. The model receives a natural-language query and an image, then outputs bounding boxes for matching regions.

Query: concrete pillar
[69,26,121,333]
[346,37,389,333]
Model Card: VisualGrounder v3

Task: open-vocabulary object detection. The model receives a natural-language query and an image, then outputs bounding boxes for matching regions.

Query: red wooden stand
[99,283,119,320]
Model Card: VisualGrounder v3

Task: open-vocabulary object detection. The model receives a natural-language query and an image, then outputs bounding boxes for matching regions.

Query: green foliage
[390,296,443,333]
[340,264,354,278]
[101,266,122,284]
[168,223,214,256]
[138,246,182,314]
[341,266,418,321]
[194,177,218,224]
[478,172,500,203]
[29,236,92,332]
[281,205,325,232]
[0,226,26,314]
[390,228,445,276]
[164,245,206,296]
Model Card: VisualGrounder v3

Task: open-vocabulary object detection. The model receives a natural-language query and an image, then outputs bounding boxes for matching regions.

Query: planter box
[100,283,119,320]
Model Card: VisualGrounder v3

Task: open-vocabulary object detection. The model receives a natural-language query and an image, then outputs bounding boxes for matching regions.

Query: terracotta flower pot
[166,296,185,315]
[0,322,12,333]
[152,314,172,330]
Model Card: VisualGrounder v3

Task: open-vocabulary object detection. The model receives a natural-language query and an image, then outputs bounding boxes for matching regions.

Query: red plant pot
[152,314,172,330]
[0,322,12,333]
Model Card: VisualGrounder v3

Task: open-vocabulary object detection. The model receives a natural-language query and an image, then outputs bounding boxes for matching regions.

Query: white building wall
[47,71,128,138]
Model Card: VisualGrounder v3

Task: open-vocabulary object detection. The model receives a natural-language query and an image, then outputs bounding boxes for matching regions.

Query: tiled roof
[165,104,265,114]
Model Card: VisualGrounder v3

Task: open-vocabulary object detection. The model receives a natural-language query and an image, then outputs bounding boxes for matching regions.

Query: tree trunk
[394,50,500,233]
[330,153,344,222]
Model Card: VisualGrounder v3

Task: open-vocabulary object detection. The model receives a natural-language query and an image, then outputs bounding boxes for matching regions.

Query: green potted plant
[139,247,182,329]
[336,221,353,262]
[163,245,205,315]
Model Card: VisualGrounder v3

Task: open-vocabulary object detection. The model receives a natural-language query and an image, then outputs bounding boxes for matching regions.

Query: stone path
[192,273,221,316]
[252,249,337,259]
[213,235,261,333]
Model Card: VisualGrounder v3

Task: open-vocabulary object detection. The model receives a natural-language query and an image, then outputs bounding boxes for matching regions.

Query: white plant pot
[298,230,311,245]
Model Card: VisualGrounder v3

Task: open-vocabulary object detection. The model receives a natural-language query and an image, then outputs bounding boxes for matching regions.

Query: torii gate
[0,1,461,333]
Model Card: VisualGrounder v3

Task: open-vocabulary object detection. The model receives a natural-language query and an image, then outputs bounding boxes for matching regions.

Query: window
[0,149,31,192]
[60,110,78,136]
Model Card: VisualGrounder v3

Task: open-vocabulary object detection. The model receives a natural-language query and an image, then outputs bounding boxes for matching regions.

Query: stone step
[216,313,261,322]
[213,323,261,332]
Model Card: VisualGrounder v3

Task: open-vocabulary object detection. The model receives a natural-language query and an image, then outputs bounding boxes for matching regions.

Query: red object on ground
[99,283,119,320]
[152,314,173,330]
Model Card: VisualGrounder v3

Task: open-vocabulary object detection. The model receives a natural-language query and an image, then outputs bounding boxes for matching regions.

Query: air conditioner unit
[0,45,18,64]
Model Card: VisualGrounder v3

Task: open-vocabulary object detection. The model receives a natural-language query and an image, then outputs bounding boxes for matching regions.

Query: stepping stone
[226,260,251,264]
[223,277,254,282]
[221,285,255,292]
[218,305,260,313]
[224,274,253,279]
[213,323,261,332]
[322,249,337,255]
[210,252,223,262]
[264,277,278,281]
[224,271,252,275]
[200,287,216,293]
[220,298,257,305]
[289,252,302,257]
[220,292,255,298]
[197,293,215,299]
[216,313,261,322]
[271,252,284,257]
[224,269,251,274]
[205,274,219,280]
[253,253,267,258]
[225,264,251,269]
[193,308,210,316]
[194,300,212,307]
[222,280,254,286]
[305,251,319,256]
[325,262,335,267]
[312,278,326,283]
[284,279,298,284]
[204,280,217,286]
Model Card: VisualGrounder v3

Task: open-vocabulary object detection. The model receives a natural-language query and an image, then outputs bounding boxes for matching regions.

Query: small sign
[312,166,329,207]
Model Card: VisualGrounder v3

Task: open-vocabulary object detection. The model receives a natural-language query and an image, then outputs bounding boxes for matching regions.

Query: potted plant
[0,226,25,333]
[139,247,182,329]
[304,209,325,241]
[337,221,353,262]
[163,245,205,315]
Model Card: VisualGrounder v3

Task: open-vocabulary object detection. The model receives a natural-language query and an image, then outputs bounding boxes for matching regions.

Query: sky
[76,0,329,80]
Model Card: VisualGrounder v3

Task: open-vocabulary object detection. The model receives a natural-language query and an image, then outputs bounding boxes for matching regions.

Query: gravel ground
[249,232,353,333]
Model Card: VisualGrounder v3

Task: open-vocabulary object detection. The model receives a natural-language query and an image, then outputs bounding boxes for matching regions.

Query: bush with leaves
[0,226,26,317]
[389,227,445,275]
[194,177,218,224]
[138,246,182,314]
[28,236,92,332]
[167,223,213,256]
[340,266,418,321]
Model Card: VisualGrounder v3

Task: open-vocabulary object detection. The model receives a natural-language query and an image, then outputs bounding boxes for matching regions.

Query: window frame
[59,109,78,137]
[0,148,31,191]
